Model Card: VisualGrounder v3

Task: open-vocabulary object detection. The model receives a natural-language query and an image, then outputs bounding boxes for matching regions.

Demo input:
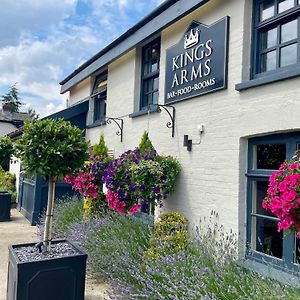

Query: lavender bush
[40,200,300,299]
[104,213,300,299]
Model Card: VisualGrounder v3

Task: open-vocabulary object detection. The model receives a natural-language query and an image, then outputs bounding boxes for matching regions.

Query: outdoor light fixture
[183,125,205,152]
[183,135,192,151]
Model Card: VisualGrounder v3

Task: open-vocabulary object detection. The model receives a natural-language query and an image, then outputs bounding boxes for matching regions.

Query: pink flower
[290,163,299,170]
[116,201,126,214]
[278,216,292,231]
[128,204,142,215]
[106,190,118,209]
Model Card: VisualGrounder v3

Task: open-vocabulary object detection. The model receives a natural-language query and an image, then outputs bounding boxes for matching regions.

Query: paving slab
[0,209,110,300]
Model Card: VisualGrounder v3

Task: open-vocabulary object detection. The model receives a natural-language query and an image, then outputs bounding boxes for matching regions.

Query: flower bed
[45,201,300,300]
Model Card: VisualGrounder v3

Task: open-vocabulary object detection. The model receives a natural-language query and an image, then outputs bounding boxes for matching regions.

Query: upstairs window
[253,0,300,77]
[92,72,107,123]
[140,38,160,110]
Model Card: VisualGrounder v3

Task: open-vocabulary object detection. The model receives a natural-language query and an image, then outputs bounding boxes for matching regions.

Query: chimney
[2,102,12,115]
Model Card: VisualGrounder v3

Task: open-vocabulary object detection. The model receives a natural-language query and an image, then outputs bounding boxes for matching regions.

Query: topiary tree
[0,136,14,171]
[15,118,89,252]
[139,131,155,155]
[90,133,108,157]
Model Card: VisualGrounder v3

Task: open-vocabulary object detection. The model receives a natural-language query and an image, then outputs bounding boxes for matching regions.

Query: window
[252,0,300,77]
[92,72,107,123]
[247,132,300,271]
[140,38,160,110]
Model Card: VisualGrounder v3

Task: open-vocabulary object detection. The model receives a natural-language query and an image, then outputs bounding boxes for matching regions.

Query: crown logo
[184,28,200,49]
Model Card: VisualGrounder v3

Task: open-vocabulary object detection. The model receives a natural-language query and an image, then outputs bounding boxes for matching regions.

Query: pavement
[0,209,110,300]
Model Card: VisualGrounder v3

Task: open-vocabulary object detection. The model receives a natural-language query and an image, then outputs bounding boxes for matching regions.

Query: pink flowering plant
[65,135,112,216]
[263,156,300,238]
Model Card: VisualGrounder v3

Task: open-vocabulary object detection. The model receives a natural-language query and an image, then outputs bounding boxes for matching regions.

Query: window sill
[239,258,300,288]
[86,120,107,129]
[235,67,300,91]
[129,106,159,119]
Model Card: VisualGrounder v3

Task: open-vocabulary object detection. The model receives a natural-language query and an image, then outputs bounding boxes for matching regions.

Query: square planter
[6,239,87,300]
[0,192,11,221]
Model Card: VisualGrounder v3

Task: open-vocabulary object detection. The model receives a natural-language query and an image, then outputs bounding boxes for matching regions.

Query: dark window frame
[91,72,107,124]
[247,132,300,273]
[252,0,300,79]
[140,37,161,111]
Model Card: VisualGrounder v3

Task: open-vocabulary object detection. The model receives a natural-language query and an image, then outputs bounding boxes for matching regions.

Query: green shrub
[0,136,13,171]
[0,167,16,202]
[145,212,190,259]
[90,134,109,157]
[138,131,155,155]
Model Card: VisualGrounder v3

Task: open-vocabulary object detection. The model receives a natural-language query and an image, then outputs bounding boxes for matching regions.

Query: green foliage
[83,194,111,218]
[51,197,84,237]
[138,131,155,155]
[157,155,181,194]
[1,84,23,113]
[0,167,16,202]
[14,118,89,179]
[90,134,109,157]
[145,212,190,258]
[85,214,153,281]
[0,136,13,170]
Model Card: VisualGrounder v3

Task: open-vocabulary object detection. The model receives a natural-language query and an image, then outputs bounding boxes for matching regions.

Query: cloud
[0,0,162,118]
[0,0,76,47]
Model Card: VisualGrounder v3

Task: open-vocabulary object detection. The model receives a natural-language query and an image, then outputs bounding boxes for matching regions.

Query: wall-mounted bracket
[149,104,176,138]
[105,117,124,142]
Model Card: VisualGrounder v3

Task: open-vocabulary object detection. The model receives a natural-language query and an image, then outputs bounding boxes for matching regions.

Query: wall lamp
[183,125,205,152]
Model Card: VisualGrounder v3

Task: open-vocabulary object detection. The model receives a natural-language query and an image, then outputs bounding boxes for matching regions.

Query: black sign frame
[164,16,230,104]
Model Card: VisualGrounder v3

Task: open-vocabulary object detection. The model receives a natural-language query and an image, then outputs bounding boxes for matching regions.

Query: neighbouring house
[0,103,31,137]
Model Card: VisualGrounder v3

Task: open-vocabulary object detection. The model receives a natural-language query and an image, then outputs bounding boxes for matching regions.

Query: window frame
[140,37,161,111]
[247,132,300,272]
[91,72,107,125]
[251,0,300,79]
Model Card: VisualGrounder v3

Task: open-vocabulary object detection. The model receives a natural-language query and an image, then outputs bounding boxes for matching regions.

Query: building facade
[60,0,300,280]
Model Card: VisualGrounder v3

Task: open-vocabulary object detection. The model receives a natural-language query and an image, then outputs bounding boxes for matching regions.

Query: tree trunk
[43,177,56,252]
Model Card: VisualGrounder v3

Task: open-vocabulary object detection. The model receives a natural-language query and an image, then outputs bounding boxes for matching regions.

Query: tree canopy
[14,118,89,179]
[1,84,23,113]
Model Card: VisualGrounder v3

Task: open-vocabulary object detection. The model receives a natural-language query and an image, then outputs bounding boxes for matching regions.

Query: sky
[0,0,163,117]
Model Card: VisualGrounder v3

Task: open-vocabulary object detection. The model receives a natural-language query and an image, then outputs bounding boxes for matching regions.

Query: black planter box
[7,240,87,300]
[0,192,11,221]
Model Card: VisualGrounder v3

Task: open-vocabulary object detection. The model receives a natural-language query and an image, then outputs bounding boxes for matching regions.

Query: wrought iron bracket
[148,104,176,138]
[105,117,124,142]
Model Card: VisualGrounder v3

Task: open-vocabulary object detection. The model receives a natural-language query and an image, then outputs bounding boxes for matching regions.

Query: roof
[60,0,210,93]
[7,99,89,140]
[0,111,31,122]
[43,99,89,120]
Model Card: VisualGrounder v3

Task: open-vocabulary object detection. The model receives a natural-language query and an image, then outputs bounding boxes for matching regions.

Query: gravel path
[0,208,110,300]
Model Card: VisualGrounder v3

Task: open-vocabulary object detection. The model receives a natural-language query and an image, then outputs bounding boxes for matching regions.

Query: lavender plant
[105,213,300,299]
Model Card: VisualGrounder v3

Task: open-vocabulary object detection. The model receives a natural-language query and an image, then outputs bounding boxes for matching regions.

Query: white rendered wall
[9,155,21,200]
[69,77,91,106]
[0,122,16,137]
[70,0,300,248]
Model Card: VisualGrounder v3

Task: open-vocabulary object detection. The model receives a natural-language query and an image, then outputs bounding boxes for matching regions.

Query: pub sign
[165,17,229,104]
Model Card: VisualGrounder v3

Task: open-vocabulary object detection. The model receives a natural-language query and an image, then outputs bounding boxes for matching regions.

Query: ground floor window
[247,132,300,271]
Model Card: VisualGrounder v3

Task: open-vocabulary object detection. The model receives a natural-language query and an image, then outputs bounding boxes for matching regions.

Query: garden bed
[41,198,300,300]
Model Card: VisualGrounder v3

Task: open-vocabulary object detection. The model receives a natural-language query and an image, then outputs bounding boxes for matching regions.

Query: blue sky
[0,0,163,117]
